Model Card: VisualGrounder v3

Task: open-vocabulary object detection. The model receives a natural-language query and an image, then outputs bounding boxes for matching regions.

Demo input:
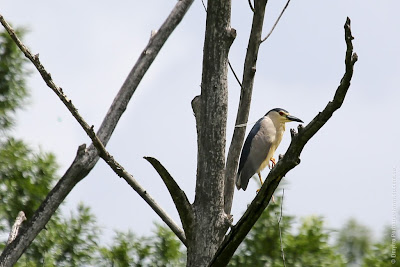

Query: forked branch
[224,0,269,214]
[0,11,186,247]
[0,1,193,265]
[211,17,358,266]
[261,0,291,43]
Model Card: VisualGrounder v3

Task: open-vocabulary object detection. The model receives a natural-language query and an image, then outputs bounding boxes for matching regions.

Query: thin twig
[0,13,187,246]
[6,212,26,245]
[277,189,286,267]
[248,0,255,12]
[201,0,207,12]
[261,0,291,43]
[228,60,243,88]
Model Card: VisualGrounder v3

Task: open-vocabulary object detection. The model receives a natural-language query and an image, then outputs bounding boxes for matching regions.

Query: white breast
[257,117,285,171]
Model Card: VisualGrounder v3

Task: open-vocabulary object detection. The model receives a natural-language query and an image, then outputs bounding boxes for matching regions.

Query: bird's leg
[258,172,263,185]
[255,173,275,202]
[256,172,263,193]
[269,157,276,169]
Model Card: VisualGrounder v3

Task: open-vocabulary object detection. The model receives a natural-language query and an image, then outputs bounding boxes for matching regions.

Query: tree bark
[188,0,235,266]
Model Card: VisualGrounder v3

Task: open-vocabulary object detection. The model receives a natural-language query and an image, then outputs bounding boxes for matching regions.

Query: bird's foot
[269,157,276,169]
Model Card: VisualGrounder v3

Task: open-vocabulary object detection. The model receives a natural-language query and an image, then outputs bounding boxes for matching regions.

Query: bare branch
[0,16,94,142]
[144,157,193,238]
[96,0,195,144]
[201,0,207,12]
[6,212,26,245]
[248,0,255,12]
[114,159,187,245]
[0,11,186,247]
[224,0,269,215]
[0,1,193,264]
[228,60,243,88]
[211,17,358,266]
[261,0,291,43]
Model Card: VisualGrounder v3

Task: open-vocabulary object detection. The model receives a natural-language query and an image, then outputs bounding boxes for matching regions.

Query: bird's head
[266,108,303,125]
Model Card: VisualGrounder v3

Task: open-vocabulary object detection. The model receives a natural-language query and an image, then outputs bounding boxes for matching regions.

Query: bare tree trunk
[188,0,235,266]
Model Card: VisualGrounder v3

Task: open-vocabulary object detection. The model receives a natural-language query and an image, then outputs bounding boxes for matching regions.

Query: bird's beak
[286,114,303,123]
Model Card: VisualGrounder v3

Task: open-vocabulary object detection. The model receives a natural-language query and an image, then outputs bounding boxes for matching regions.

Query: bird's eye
[279,111,284,116]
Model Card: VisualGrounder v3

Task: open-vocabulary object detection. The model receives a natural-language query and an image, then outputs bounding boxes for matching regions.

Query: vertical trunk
[188,0,235,266]
[224,0,268,215]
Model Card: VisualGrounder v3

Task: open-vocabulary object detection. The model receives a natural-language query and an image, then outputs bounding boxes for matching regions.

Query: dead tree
[0,0,357,266]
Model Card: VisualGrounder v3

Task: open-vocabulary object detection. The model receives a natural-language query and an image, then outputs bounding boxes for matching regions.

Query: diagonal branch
[96,0,194,144]
[224,0,269,215]
[0,1,193,265]
[211,17,358,266]
[0,16,94,143]
[144,157,194,238]
[0,8,187,246]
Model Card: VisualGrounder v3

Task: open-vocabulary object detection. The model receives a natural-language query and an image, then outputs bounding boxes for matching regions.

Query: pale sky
[2,0,399,243]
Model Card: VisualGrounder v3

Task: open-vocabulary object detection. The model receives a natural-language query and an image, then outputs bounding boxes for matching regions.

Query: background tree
[0,29,28,130]
[0,28,100,266]
[229,195,293,266]
[97,225,185,267]
[336,218,371,266]
[361,226,400,267]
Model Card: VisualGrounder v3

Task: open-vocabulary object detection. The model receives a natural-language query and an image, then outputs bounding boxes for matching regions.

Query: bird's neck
[272,120,286,133]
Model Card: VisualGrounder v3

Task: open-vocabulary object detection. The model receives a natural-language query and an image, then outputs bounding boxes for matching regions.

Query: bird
[236,108,303,191]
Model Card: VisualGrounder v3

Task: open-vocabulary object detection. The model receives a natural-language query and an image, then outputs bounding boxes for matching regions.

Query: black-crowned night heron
[236,108,303,191]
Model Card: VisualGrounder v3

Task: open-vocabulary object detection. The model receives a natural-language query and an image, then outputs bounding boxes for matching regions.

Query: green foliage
[284,216,345,267]
[0,138,57,227]
[97,223,185,267]
[361,226,400,267]
[152,222,185,266]
[336,218,371,265]
[230,197,345,267]
[230,197,293,266]
[0,137,100,266]
[362,241,400,267]
[0,135,395,266]
[0,28,29,130]
[97,231,152,267]
[15,204,100,267]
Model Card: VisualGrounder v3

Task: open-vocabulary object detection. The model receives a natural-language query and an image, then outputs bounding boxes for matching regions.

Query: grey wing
[236,131,271,190]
